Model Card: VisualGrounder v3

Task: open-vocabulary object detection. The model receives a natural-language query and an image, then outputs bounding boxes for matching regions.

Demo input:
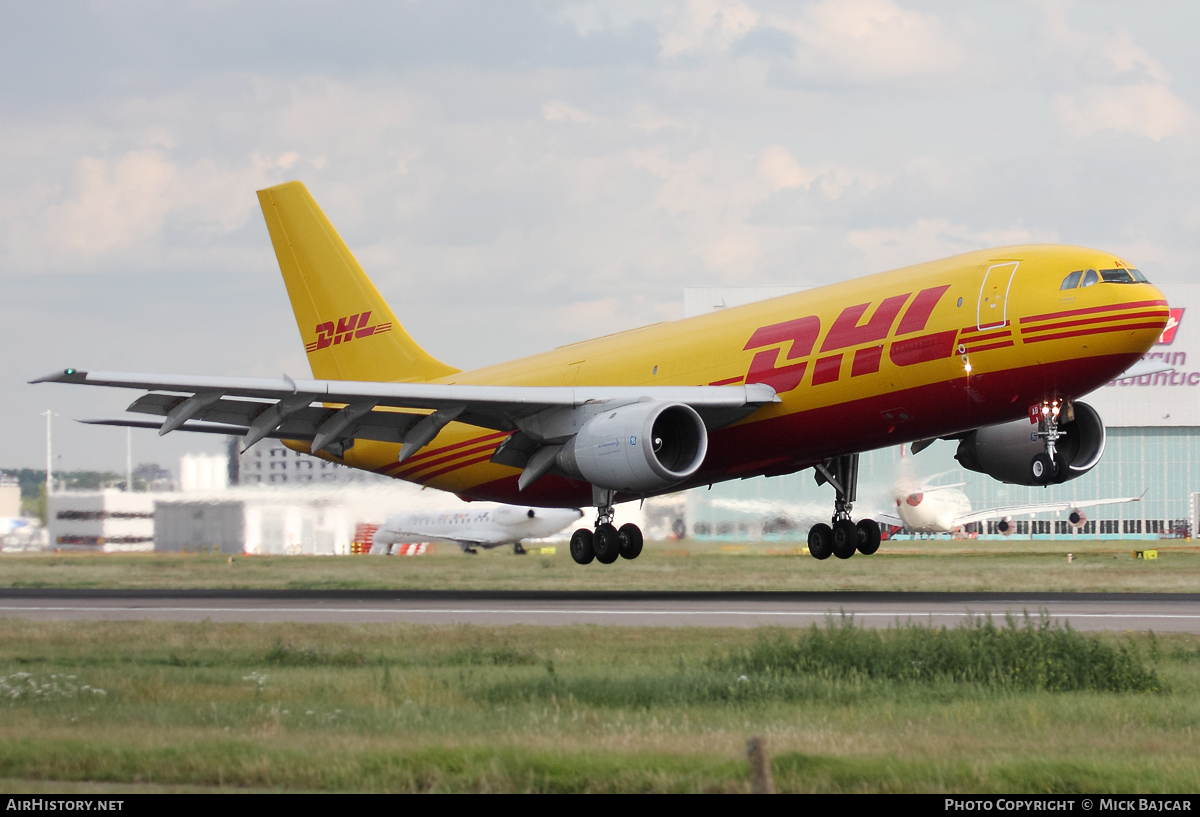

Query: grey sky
[4,0,1198,473]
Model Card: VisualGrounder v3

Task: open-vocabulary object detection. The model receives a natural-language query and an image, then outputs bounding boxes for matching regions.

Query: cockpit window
[1081,269,1099,287]
[1060,270,1083,290]
[1098,268,1148,283]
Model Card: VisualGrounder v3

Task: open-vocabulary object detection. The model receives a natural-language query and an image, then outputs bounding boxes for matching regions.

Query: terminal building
[684,281,1199,541]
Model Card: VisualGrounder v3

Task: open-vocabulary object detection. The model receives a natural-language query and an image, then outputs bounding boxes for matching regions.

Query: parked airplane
[34,182,1170,565]
[708,476,1142,537]
[877,484,1143,535]
[0,518,31,537]
[370,504,584,555]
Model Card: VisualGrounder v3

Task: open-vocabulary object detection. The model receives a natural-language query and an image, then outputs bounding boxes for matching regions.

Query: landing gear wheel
[569,528,595,565]
[856,518,881,555]
[618,523,644,560]
[808,523,833,560]
[593,523,621,564]
[831,520,858,559]
[1030,453,1058,485]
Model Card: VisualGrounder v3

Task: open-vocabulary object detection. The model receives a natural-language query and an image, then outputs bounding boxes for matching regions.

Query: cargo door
[977,261,1019,330]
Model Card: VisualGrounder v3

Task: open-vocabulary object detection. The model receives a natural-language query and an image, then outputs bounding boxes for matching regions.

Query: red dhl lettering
[889,330,957,367]
[740,315,820,393]
[737,285,953,389]
[306,311,394,352]
[820,294,910,353]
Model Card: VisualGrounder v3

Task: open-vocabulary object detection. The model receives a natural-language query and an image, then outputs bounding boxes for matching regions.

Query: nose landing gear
[1031,399,1068,485]
[569,488,645,566]
[808,453,882,561]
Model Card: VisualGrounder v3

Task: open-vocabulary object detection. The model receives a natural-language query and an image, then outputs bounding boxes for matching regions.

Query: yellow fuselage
[293,245,1167,507]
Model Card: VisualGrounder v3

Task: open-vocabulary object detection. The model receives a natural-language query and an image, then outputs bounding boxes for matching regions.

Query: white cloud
[765,0,978,87]
[758,145,811,191]
[2,146,297,271]
[845,219,1059,272]
[1055,84,1192,142]
[542,100,597,124]
[658,0,760,58]
[1037,2,1194,140]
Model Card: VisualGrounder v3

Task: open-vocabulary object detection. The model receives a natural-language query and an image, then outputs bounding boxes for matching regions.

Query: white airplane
[370,504,584,555]
[708,472,1142,541]
[877,483,1143,535]
[0,518,31,537]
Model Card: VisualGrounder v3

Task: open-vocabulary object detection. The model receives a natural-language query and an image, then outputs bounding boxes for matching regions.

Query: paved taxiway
[0,590,1197,632]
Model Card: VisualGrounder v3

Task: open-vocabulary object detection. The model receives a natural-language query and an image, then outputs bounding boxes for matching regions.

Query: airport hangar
[684,281,1199,542]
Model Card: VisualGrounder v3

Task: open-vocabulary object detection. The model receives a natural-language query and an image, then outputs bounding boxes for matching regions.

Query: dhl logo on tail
[305,311,393,353]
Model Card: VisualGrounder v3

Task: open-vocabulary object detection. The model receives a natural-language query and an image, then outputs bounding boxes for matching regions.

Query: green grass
[2,538,1197,592]
[0,619,1196,792]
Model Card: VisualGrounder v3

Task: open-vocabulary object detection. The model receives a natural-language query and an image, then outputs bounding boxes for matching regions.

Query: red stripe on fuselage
[959,329,1012,344]
[1020,299,1168,325]
[1021,321,1168,345]
[963,340,1015,354]
[1019,310,1168,336]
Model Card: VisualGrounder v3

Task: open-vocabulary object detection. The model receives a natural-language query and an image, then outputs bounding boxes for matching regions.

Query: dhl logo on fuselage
[718,287,1169,394]
[713,285,956,391]
[305,311,394,353]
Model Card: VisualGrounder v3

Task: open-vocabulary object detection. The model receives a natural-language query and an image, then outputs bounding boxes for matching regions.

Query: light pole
[40,410,55,496]
[126,427,132,492]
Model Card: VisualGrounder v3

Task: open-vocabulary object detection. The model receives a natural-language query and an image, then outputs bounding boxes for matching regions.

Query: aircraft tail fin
[256,181,459,383]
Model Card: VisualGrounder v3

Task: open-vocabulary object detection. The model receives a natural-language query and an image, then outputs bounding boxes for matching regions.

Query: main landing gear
[807,453,881,561]
[569,489,644,566]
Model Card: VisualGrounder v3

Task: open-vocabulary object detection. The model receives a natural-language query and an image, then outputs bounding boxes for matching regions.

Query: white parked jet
[370,504,584,555]
[877,484,1143,535]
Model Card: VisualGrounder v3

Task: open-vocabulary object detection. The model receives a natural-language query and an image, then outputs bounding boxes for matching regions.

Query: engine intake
[557,401,708,493]
[955,401,1106,487]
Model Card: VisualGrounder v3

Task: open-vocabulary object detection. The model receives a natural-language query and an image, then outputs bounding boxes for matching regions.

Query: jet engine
[996,518,1014,536]
[556,401,708,493]
[1068,509,1087,529]
[954,401,1106,487]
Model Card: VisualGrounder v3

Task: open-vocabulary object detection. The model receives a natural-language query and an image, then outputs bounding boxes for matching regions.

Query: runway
[0,590,1198,632]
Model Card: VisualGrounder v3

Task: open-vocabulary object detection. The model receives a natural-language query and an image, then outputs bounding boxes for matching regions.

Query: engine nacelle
[996,518,1014,536]
[1068,509,1086,529]
[955,401,1106,487]
[557,401,708,493]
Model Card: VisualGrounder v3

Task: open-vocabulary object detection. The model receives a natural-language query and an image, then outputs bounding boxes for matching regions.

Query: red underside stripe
[1021,299,1168,325]
[393,439,507,478]
[417,451,497,482]
[1022,321,1167,344]
[1021,310,1168,335]
[382,431,510,474]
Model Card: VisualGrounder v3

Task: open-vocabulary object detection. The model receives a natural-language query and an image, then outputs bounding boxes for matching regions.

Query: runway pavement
[0,589,1197,631]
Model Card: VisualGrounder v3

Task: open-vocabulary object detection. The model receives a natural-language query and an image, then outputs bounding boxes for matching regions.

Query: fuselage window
[1081,269,1099,287]
[1060,270,1083,290]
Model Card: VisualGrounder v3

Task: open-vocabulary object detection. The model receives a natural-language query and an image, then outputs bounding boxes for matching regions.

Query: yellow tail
[257,181,459,383]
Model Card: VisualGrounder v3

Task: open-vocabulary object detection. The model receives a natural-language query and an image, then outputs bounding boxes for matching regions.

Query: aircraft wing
[952,493,1144,527]
[1117,357,1176,379]
[874,512,904,528]
[33,368,778,458]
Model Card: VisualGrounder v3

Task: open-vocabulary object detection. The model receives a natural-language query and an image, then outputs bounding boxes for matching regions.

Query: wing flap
[39,368,779,458]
